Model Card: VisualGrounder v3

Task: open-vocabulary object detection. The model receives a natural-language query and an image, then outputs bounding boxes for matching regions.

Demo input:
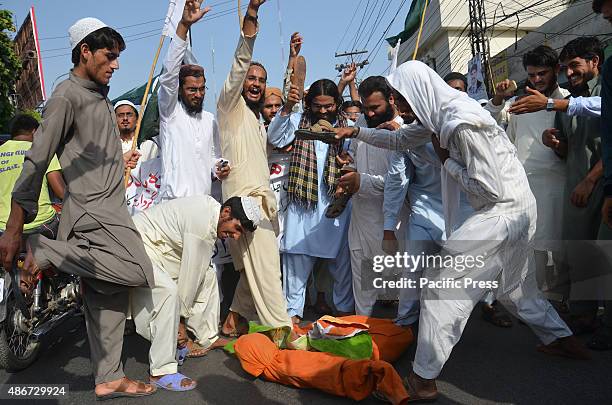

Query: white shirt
[158,36,221,201]
[349,115,407,257]
[484,86,568,244]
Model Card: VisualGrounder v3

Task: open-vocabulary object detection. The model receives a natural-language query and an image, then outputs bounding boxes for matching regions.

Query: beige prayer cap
[69,17,108,50]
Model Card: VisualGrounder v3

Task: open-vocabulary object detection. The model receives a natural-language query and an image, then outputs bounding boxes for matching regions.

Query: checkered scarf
[287,112,347,210]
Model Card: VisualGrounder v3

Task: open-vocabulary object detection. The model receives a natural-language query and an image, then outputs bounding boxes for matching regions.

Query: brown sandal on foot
[95,378,157,401]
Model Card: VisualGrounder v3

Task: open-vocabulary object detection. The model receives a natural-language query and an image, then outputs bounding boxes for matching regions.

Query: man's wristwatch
[245,12,258,21]
[546,98,554,111]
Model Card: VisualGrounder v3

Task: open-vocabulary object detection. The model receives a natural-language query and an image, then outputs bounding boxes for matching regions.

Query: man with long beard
[347,75,407,316]
[217,0,295,342]
[268,78,354,324]
[158,0,229,203]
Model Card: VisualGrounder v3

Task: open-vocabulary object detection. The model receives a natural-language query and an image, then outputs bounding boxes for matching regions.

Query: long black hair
[304,79,343,121]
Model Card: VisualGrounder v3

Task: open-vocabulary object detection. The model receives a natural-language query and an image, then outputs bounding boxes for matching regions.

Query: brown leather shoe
[293,55,307,100]
[404,370,438,402]
[537,335,591,360]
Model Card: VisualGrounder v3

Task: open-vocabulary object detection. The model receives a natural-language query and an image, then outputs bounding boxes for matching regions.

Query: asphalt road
[1,303,611,405]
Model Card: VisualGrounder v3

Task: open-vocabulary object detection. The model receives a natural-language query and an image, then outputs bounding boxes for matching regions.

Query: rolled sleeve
[567,96,601,118]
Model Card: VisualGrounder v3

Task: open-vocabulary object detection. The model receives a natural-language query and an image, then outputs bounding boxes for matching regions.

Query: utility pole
[468,0,492,94]
[334,50,370,72]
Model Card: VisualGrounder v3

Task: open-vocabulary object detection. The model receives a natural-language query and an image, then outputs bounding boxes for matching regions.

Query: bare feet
[185,336,231,358]
[221,311,249,337]
[95,376,156,398]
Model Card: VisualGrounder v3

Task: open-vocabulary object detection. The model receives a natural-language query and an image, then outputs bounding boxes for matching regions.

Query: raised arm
[282,32,302,100]
[338,63,359,101]
[217,0,265,113]
[158,0,210,118]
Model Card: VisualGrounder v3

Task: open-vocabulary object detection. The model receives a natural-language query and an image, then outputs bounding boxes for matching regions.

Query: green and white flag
[386,0,427,48]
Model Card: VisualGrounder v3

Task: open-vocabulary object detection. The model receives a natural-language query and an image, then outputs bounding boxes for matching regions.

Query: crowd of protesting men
[0,0,611,401]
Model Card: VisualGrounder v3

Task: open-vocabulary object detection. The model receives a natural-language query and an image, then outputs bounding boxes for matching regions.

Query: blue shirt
[383,143,473,239]
[267,112,350,257]
[568,96,601,118]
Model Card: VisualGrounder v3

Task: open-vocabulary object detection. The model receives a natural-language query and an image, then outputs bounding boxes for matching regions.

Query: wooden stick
[124,34,166,188]
[412,0,430,60]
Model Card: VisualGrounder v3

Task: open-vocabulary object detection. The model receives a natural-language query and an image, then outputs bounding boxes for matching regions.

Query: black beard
[567,81,589,96]
[179,95,203,115]
[244,92,264,115]
[119,127,134,136]
[364,103,395,128]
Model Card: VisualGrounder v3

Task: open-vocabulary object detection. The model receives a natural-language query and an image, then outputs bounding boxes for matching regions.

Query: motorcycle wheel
[0,294,41,371]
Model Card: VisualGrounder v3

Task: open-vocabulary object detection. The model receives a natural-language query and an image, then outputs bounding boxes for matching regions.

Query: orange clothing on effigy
[234,316,414,404]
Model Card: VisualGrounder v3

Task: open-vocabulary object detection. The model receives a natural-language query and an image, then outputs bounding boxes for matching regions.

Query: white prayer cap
[114,100,139,113]
[240,197,262,228]
[69,17,108,50]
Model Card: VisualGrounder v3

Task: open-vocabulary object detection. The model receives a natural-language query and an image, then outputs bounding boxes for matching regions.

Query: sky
[2,0,410,114]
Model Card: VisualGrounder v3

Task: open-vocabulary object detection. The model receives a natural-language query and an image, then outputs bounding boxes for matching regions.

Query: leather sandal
[95,378,156,401]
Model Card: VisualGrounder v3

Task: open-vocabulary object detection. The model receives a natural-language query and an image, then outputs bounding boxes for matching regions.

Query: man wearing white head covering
[131,195,259,391]
[335,61,586,400]
[0,18,157,399]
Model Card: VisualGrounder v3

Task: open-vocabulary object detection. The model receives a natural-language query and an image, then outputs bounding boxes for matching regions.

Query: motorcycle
[0,253,82,371]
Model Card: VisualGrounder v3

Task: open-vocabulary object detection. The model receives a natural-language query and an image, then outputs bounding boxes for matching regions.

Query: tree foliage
[0,10,21,132]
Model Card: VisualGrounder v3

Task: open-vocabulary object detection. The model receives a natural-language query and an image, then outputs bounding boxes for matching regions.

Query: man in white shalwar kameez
[335,61,587,401]
[131,195,261,391]
[484,45,569,298]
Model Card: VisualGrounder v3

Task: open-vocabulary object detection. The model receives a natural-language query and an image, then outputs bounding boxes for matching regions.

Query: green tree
[0,10,21,132]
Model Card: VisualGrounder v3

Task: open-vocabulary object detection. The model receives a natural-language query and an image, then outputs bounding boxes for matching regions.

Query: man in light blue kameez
[384,144,473,327]
[268,79,354,322]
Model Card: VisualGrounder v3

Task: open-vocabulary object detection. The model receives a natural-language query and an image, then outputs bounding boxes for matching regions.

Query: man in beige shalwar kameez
[217,0,293,337]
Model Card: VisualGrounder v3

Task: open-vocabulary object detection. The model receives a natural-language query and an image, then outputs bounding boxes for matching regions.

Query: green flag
[385,0,427,48]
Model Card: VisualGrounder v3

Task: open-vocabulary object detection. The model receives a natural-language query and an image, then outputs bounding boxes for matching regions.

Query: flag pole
[124,34,166,187]
[412,0,430,60]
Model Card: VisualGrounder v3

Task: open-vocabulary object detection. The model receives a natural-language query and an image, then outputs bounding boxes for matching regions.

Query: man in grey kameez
[0,19,156,399]
[544,37,611,345]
